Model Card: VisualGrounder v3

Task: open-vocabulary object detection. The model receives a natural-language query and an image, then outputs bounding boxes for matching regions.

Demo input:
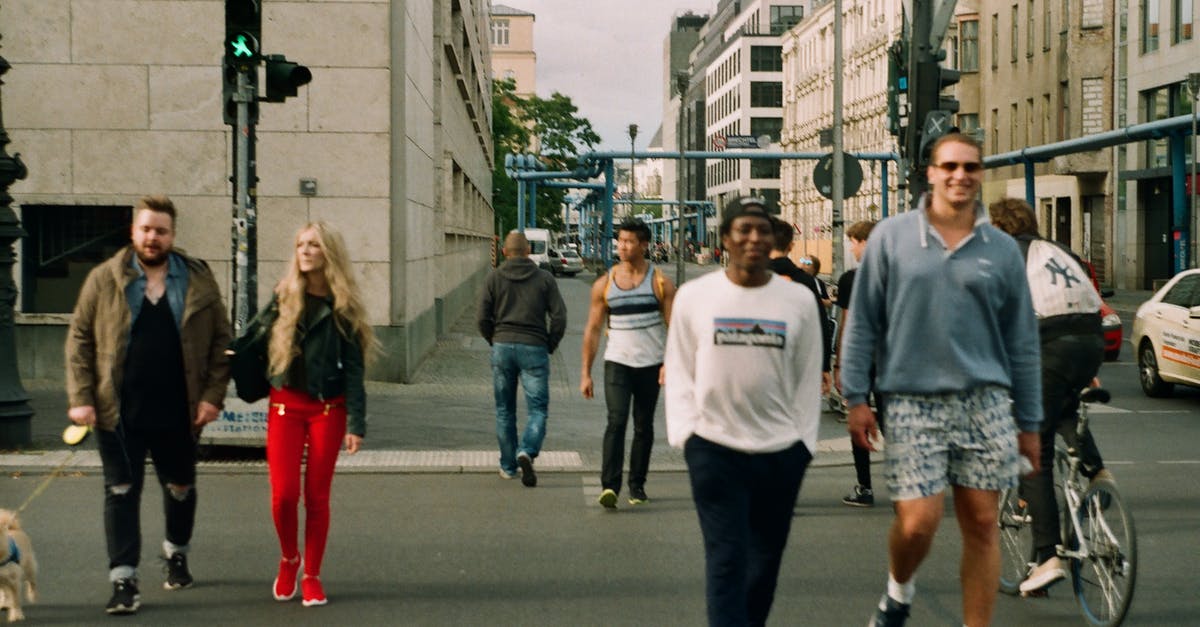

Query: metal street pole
[675,71,689,286]
[0,45,34,447]
[231,68,258,334]
[629,123,639,218]
[1190,72,1200,268]
[832,0,845,277]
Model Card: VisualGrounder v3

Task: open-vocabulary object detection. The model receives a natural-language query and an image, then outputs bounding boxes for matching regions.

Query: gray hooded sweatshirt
[477,257,568,354]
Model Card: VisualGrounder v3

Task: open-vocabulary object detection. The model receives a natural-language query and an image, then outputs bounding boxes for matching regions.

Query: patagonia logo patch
[713,318,786,349]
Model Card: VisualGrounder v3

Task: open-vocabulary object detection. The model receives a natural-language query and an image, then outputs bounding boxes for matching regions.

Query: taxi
[1132,268,1200,396]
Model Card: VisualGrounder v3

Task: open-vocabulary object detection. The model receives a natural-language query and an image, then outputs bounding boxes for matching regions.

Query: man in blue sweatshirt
[840,133,1042,627]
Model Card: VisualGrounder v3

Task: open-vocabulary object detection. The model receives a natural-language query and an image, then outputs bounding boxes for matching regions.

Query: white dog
[0,509,37,622]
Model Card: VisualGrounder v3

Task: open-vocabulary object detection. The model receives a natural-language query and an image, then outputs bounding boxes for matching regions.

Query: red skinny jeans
[267,387,347,577]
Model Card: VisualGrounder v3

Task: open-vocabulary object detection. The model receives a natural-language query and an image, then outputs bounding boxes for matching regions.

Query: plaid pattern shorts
[883,385,1019,500]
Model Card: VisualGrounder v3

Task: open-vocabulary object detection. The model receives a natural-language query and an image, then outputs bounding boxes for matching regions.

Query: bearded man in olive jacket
[66,195,232,615]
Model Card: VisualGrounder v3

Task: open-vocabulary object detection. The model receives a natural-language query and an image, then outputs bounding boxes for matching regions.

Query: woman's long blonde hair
[268,222,377,377]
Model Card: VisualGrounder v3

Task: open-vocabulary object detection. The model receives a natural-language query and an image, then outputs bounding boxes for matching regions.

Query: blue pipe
[529,180,538,228]
[1024,162,1036,207]
[987,114,1196,166]
[603,160,616,269]
[881,164,889,218]
[516,179,525,231]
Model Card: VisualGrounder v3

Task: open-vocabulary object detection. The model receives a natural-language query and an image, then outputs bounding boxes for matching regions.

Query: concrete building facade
[5,0,496,383]
[781,0,902,268]
[489,4,536,97]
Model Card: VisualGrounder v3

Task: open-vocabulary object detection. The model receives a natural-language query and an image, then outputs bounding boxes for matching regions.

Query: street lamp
[628,123,639,215]
[0,40,34,447]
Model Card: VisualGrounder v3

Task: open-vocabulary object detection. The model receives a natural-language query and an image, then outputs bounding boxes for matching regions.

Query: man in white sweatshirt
[665,197,829,627]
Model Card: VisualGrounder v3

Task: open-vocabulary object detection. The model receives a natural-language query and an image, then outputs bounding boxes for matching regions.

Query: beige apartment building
[1115,0,1199,288]
[5,0,496,383]
[489,4,536,97]
[970,0,1118,285]
[781,0,902,268]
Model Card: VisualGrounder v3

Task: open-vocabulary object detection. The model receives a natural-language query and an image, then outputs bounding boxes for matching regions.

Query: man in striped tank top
[581,219,677,508]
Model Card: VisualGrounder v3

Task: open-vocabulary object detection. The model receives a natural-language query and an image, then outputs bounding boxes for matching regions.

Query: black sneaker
[628,487,649,505]
[163,552,194,590]
[842,484,875,507]
[106,578,141,615]
[517,452,537,487]
[869,594,910,627]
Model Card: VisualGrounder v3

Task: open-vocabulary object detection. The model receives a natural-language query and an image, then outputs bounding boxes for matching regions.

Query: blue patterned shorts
[883,385,1019,500]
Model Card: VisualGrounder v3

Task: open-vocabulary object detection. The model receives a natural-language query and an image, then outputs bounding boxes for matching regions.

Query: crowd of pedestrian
[59,130,1111,626]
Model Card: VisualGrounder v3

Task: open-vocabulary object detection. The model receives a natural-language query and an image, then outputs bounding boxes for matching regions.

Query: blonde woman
[263,222,373,607]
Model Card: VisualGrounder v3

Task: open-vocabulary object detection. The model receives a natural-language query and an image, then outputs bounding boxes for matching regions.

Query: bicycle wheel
[998,486,1034,595]
[1070,477,1137,626]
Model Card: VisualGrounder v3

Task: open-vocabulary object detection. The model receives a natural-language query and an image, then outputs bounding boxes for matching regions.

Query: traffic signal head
[936,65,961,115]
[223,57,259,126]
[263,55,313,102]
[225,0,261,70]
[887,40,909,137]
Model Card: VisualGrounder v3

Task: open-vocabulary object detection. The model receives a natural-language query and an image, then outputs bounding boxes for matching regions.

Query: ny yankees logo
[1044,257,1081,287]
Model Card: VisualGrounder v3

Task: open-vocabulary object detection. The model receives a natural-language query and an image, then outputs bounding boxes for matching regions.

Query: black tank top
[121,295,189,431]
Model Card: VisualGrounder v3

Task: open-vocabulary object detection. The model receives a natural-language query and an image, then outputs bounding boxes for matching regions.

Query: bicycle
[997,387,1137,626]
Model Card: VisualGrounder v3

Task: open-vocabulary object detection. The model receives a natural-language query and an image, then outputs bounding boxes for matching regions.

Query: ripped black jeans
[97,424,198,575]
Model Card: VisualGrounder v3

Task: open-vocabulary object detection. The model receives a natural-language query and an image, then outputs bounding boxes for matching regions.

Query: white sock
[886,573,915,605]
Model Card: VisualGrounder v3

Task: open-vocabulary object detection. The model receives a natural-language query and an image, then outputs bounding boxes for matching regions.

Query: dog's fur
[0,509,37,622]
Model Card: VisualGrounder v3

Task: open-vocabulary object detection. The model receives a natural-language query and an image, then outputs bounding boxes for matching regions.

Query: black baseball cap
[720,196,774,236]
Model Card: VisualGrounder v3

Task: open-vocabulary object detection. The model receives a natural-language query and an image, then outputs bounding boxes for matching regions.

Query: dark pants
[97,425,198,572]
[1021,333,1105,560]
[851,392,882,488]
[601,361,661,493]
[685,435,813,627]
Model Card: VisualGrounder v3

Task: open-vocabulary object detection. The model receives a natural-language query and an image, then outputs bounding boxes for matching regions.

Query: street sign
[725,135,765,149]
[813,153,864,200]
[712,135,727,150]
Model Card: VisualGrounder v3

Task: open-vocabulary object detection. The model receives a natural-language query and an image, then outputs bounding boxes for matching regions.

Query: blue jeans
[491,343,550,474]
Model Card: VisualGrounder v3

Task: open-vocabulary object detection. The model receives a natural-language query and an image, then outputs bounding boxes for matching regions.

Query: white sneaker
[1019,556,1066,594]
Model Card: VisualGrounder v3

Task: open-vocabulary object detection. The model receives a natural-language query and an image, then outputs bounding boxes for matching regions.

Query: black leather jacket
[267,295,367,436]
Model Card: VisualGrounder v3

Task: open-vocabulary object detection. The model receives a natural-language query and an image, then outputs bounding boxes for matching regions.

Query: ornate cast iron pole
[0,38,34,448]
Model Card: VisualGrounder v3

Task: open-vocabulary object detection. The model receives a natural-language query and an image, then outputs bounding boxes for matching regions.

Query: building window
[750,46,783,72]
[1027,97,1035,145]
[750,117,783,142]
[960,19,980,71]
[991,108,1000,152]
[992,14,1000,68]
[1142,0,1160,52]
[21,205,132,314]
[958,113,982,143]
[1045,0,1053,49]
[1043,93,1052,144]
[1011,5,1020,62]
[750,81,783,107]
[491,19,510,47]
[1027,0,1035,56]
[1058,81,1070,140]
[751,159,781,179]
[1144,87,1171,166]
[1174,0,1195,41]
[1011,102,1019,149]
[770,6,804,35]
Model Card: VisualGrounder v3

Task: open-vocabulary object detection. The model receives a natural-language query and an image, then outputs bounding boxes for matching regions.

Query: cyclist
[988,197,1114,594]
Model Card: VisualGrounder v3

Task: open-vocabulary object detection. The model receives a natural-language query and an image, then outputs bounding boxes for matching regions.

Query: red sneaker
[301,576,327,607]
[273,556,301,601]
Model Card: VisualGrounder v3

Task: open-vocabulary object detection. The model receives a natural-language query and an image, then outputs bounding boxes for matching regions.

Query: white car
[547,248,584,277]
[1132,268,1200,396]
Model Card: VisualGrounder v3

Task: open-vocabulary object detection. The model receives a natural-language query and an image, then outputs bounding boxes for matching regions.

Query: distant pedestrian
[581,218,676,508]
[766,215,833,377]
[988,197,1113,594]
[666,197,826,626]
[261,222,375,607]
[478,231,568,487]
[834,219,877,507]
[799,255,833,310]
[841,133,1042,627]
[66,195,232,615]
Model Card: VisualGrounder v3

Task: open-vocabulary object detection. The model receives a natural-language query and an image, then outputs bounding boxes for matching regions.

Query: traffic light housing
[263,55,313,102]
[223,1,261,125]
[912,56,963,164]
[887,40,909,138]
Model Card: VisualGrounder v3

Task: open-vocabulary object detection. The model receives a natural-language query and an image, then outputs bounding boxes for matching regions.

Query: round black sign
[813,153,864,200]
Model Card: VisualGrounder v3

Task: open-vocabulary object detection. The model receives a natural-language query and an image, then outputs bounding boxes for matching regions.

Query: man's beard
[134,245,169,267]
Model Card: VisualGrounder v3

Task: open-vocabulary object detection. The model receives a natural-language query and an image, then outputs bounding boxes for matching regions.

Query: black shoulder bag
[226,300,279,403]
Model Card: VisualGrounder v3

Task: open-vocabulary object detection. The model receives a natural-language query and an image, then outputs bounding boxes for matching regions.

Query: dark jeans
[685,435,813,627]
[97,425,198,573]
[601,361,661,493]
[851,401,882,488]
[1021,334,1105,560]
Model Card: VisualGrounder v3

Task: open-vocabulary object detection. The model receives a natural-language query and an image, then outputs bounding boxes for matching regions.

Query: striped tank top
[604,264,666,368]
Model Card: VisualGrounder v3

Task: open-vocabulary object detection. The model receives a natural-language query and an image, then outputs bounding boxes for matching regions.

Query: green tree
[491,79,601,236]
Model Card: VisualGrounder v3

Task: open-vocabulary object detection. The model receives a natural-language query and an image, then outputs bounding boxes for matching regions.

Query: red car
[1083,261,1122,361]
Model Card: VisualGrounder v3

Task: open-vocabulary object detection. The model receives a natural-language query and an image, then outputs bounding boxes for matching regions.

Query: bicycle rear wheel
[998,486,1034,595]
[1070,477,1137,626]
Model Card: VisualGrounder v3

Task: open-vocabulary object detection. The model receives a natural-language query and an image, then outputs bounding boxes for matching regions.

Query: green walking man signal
[230,34,255,58]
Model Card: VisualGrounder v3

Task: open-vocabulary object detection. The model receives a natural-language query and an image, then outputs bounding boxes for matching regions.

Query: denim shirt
[125,252,189,330]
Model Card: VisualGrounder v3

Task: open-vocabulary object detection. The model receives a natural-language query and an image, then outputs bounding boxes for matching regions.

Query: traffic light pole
[906,0,934,205]
[831,0,845,277]
[231,69,258,333]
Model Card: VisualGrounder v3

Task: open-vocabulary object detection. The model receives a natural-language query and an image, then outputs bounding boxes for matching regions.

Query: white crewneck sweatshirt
[665,271,823,454]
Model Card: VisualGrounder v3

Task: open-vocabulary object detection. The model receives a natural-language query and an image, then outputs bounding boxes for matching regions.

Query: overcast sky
[516,1,719,152]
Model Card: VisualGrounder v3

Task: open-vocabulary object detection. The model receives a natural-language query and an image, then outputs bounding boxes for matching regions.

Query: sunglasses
[933,161,984,174]
[798,258,813,266]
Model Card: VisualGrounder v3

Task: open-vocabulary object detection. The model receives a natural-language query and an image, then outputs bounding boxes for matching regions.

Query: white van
[521,228,552,271]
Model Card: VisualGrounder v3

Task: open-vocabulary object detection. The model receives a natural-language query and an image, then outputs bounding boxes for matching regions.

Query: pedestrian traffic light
[913,57,963,163]
[225,0,261,70]
[263,55,313,102]
[222,57,259,126]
